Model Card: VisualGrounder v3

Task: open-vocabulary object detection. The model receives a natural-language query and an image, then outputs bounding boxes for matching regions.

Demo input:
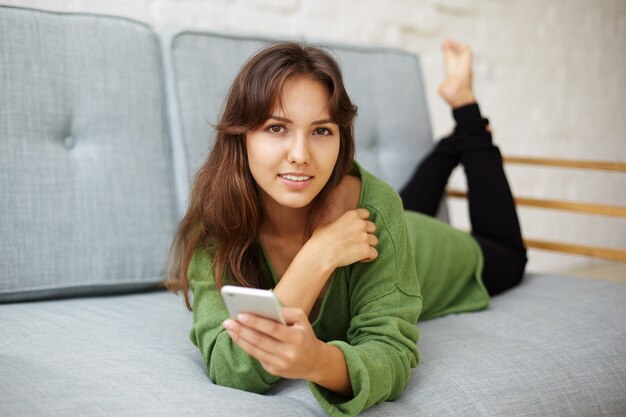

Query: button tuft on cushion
[63,135,75,149]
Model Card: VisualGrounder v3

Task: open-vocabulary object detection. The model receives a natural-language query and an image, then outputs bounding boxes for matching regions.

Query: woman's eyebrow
[312,119,334,125]
[268,115,291,123]
[268,115,335,125]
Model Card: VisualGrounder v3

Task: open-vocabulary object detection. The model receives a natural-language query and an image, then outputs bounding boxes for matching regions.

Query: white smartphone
[221,285,286,325]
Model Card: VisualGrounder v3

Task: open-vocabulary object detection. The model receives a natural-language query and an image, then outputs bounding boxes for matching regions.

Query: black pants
[399,103,527,296]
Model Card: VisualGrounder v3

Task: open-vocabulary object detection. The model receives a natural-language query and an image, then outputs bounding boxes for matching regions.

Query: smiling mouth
[279,174,312,182]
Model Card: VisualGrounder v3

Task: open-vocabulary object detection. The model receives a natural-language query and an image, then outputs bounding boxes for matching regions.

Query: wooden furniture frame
[446,156,626,262]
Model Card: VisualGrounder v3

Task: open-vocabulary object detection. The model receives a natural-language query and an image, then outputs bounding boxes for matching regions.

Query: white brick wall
[5,0,626,274]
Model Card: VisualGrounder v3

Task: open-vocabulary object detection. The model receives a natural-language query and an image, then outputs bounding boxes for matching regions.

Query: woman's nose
[287,133,311,165]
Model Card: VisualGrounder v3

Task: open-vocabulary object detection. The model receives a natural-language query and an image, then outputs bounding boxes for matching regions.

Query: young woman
[166,39,527,417]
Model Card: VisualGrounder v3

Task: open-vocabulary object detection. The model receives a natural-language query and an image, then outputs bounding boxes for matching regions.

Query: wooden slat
[524,238,626,262]
[502,156,626,172]
[446,229,626,262]
[500,155,626,261]
[446,189,626,218]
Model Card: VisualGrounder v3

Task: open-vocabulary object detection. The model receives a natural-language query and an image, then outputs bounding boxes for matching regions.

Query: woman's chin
[276,197,316,210]
[262,192,317,211]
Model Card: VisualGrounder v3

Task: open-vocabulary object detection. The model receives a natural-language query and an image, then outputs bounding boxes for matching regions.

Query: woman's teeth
[281,174,311,182]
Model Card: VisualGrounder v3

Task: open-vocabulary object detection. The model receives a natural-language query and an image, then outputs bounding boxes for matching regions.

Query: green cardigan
[187,162,489,417]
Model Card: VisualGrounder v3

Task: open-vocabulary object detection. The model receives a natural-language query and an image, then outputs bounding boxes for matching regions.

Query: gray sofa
[1,5,625,417]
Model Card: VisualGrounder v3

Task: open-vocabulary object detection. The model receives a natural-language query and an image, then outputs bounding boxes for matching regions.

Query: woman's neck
[260,197,312,242]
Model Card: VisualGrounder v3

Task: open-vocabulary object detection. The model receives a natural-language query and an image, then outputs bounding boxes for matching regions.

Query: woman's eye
[267,125,285,134]
[314,127,332,136]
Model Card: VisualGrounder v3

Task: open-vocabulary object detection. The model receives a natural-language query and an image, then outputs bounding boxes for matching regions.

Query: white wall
[5,0,626,275]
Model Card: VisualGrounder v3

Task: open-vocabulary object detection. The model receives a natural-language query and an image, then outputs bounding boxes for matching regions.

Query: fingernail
[223,320,233,330]
[237,313,248,323]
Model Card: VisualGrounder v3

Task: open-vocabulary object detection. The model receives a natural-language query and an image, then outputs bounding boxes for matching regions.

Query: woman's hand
[309,208,378,269]
[223,308,324,380]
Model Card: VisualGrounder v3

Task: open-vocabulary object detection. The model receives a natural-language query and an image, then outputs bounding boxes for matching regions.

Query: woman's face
[246,76,340,211]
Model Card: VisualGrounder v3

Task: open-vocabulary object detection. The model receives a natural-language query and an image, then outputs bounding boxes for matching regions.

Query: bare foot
[437,38,476,109]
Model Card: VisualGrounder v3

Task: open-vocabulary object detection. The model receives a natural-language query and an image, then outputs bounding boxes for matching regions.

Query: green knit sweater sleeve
[187,249,281,392]
[308,172,423,417]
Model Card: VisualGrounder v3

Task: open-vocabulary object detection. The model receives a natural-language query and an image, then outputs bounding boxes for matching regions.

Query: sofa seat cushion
[1,273,624,416]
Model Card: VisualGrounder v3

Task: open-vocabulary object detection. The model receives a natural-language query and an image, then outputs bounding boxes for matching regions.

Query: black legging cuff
[453,102,489,135]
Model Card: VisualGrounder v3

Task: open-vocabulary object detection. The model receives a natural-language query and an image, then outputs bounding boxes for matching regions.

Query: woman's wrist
[300,237,337,274]
[308,341,352,397]
[272,241,336,315]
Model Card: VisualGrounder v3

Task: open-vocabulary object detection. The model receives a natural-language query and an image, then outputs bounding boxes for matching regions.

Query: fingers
[344,208,378,242]
[345,210,377,238]
[355,213,378,256]
[361,246,379,263]
[225,323,278,363]
[357,216,378,251]
[354,207,370,219]
[323,208,379,267]
[223,318,283,365]
[340,209,375,232]
[228,311,305,345]
[234,313,288,341]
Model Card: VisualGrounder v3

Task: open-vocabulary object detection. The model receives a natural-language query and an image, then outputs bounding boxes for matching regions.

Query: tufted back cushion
[0,7,177,302]
[159,30,443,220]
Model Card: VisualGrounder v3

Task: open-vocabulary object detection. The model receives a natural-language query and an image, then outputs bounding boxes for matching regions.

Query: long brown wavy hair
[164,41,358,311]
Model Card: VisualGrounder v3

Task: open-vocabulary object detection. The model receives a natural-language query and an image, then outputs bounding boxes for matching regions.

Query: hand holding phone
[221,285,286,325]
